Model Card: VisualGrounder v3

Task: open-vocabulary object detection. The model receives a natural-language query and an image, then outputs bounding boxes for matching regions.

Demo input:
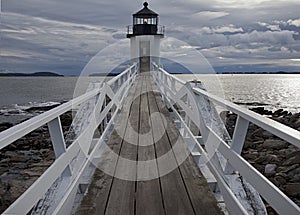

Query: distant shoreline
[216,71,300,74]
[0,72,63,77]
[0,71,299,77]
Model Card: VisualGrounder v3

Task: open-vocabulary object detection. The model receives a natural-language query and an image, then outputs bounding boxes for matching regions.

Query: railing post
[123,73,126,86]
[103,93,108,129]
[162,72,167,104]
[171,78,176,93]
[225,115,249,174]
[118,76,121,90]
[47,117,72,177]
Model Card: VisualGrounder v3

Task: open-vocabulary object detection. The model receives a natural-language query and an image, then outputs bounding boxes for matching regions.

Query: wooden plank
[77,75,222,215]
[151,77,222,215]
[136,74,165,215]
[104,76,144,215]
[148,80,195,215]
[76,78,141,215]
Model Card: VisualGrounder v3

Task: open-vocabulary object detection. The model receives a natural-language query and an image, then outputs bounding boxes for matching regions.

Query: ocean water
[0,74,299,123]
[0,76,106,123]
[178,74,300,113]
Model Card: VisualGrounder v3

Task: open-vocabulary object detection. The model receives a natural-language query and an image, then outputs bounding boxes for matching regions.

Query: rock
[252,163,264,173]
[265,164,277,176]
[262,139,288,150]
[0,122,13,132]
[283,151,300,166]
[250,107,265,115]
[262,131,273,138]
[280,164,299,173]
[251,128,264,137]
[284,183,300,197]
[26,104,60,113]
[0,122,13,128]
[243,151,259,160]
[0,158,10,164]
[273,108,284,116]
[293,119,300,127]
[291,173,300,182]
[287,167,300,179]
[13,163,29,169]
[254,154,279,164]
[10,156,28,163]
[273,174,287,187]
[244,141,256,149]
[22,170,41,177]
[5,151,19,158]
[279,148,296,157]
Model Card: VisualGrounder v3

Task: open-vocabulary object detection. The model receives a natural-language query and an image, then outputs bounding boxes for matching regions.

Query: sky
[1,0,300,75]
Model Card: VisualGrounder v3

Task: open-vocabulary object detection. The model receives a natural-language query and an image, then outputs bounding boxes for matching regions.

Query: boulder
[262,139,288,150]
[251,128,264,137]
[254,154,279,164]
[273,174,287,187]
[250,107,265,115]
[273,108,284,116]
[283,151,300,166]
[265,164,277,176]
[262,131,273,138]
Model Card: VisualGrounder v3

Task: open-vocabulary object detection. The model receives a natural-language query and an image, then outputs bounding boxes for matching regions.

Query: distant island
[89,73,120,77]
[0,72,64,77]
[216,71,300,74]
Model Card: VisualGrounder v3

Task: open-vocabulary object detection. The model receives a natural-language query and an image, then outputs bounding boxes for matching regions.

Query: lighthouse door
[139,41,150,73]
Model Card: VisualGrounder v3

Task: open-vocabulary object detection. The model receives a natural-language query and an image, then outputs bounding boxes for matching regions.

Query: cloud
[191,11,229,20]
[287,18,300,27]
[212,24,244,33]
[0,12,120,74]
[257,22,281,31]
[1,0,300,74]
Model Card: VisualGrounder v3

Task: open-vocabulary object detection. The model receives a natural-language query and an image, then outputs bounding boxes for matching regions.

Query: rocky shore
[222,108,300,214]
[0,111,72,213]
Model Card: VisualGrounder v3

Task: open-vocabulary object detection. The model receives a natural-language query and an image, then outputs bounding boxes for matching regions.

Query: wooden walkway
[76,73,222,215]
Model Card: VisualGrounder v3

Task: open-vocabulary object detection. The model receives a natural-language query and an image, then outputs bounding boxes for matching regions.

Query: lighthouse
[127,2,164,73]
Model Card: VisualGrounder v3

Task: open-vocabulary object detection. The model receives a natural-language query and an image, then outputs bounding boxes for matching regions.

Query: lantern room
[127,2,164,37]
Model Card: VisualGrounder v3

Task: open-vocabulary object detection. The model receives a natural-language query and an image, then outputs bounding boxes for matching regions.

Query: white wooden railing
[152,63,300,215]
[0,63,138,214]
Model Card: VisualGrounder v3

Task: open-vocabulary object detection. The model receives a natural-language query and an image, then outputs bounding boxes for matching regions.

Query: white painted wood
[0,89,100,150]
[216,132,300,215]
[3,142,80,214]
[151,63,300,215]
[1,63,138,215]
[48,117,67,158]
[225,116,249,174]
[48,117,72,176]
[192,87,300,148]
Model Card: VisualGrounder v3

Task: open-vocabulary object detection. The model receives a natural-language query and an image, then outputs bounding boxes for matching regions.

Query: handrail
[1,63,138,214]
[0,63,137,150]
[151,63,300,215]
[127,25,165,35]
[0,89,99,150]
[192,87,300,148]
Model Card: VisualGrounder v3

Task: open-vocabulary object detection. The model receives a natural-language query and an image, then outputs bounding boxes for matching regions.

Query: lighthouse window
[134,18,157,25]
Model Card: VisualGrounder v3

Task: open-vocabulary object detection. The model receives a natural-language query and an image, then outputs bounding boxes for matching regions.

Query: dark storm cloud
[1,0,300,74]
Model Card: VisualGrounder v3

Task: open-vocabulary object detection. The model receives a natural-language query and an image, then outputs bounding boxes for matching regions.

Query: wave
[0,101,61,116]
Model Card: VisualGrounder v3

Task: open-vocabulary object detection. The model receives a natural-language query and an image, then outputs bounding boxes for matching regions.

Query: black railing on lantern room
[127,25,165,38]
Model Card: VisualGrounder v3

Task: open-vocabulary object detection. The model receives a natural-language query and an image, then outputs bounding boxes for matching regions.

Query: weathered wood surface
[76,73,222,215]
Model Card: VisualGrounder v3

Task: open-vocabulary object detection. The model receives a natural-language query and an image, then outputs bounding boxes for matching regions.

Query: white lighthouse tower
[127,2,164,72]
